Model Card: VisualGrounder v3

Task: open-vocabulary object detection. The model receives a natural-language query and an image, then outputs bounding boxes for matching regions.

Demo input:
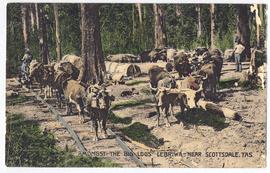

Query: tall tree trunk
[237,4,251,60]
[196,5,202,38]
[136,3,143,51]
[132,5,135,42]
[251,4,261,48]
[29,4,36,32]
[136,4,142,25]
[53,4,62,61]
[37,4,49,64]
[259,4,265,47]
[81,4,105,84]
[35,3,39,31]
[143,5,147,49]
[21,4,29,49]
[259,4,264,28]
[153,4,167,49]
[210,4,216,50]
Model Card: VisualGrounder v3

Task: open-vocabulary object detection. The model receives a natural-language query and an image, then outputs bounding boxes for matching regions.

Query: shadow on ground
[175,108,229,131]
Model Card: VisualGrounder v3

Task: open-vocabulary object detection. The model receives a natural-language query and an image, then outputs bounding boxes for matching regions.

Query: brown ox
[62,54,84,81]
[63,79,87,123]
[29,60,55,100]
[197,63,218,99]
[84,86,115,141]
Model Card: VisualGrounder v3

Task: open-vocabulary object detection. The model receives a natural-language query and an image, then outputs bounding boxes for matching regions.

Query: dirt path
[6,74,266,167]
[6,78,138,167]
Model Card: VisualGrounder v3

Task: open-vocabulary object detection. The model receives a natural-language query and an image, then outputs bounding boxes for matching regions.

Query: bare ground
[6,73,266,167]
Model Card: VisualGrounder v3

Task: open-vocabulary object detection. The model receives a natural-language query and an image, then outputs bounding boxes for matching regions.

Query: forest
[7,3,266,77]
[6,3,267,167]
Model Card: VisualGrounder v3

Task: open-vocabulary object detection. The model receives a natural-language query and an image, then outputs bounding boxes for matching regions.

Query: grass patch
[176,108,229,131]
[6,113,119,167]
[58,154,118,167]
[125,79,148,86]
[218,78,239,89]
[140,88,151,95]
[121,122,163,149]
[108,111,132,124]
[238,80,261,90]
[6,94,30,106]
[111,98,152,110]
[219,77,262,90]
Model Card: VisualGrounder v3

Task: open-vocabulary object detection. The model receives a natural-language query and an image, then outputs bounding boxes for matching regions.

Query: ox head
[29,60,42,79]
[149,76,176,95]
[43,65,55,80]
[97,87,115,110]
[179,84,203,109]
[192,72,208,82]
[154,86,172,107]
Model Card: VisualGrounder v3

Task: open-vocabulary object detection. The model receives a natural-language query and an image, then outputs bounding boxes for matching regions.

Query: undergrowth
[6,113,119,167]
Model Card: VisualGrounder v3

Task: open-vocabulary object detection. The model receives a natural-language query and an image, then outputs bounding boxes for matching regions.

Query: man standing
[20,48,33,83]
[234,40,245,72]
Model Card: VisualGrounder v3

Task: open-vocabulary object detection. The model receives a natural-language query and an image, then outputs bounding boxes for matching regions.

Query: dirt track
[107,77,266,167]
[6,72,266,167]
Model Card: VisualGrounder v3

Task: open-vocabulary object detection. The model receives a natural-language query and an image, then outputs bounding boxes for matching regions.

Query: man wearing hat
[20,48,33,83]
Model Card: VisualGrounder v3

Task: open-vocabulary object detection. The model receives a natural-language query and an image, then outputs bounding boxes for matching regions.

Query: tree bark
[53,4,62,61]
[136,3,143,51]
[29,4,36,32]
[196,5,202,38]
[237,4,251,60]
[21,4,29,49]
[210,4,216,50]
[259,4,265,47]
[132,5,135,42]
[81,4,105,84]
[37,4,49,64]
[136,4,142,25]
[35,3,39,31]
[153,4,167,49]
[259,4,264,28]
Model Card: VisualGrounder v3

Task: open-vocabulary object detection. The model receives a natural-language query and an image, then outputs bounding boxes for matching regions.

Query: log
[106,53,139,63]
[105,61,141,77]
[197,100,241,120]
[134,62,167,74]
[111,73,125,84]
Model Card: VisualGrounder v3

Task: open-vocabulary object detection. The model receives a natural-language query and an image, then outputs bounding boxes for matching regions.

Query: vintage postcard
[5,2,267,168]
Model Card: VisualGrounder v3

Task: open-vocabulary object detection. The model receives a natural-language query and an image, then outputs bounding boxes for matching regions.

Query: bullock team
[148,47,224,127]
[19,45,266,134]
[27,55,115,141]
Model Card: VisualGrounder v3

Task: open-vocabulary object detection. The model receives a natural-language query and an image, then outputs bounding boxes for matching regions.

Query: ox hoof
[90,128,94,133]
[180,122,184,128]
[93,136,99,141]
[165,123,171,127]
[102,133,108,139]
[80,119,85,124]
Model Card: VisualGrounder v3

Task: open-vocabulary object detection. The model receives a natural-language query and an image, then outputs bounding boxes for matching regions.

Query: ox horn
[196,83,203,92]
[165,82,172,91]
[178,88,193,92]
[79,81,89,89]
[149,83,158,91]
[202,74,208,80]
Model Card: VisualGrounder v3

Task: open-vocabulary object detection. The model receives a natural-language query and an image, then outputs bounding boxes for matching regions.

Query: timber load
[105,61,141,77]
[134,62,167,74]
[106,54,140,63]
